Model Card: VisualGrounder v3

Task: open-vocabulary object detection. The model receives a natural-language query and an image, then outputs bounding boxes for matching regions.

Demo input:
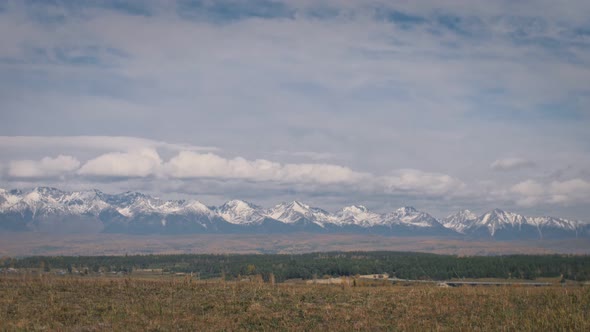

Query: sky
[1,0,589,220]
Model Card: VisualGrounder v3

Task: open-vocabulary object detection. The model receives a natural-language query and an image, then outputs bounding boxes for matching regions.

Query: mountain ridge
[0,187,587,239]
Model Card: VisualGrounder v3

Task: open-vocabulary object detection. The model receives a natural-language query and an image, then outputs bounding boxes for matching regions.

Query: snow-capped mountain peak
[0,187,110,217]
[290,201,311,214]
[0,187,587,238]
[478,209,527,235]
[442,208,583,238]
[181,200,214,214]
[222,199,257,210]
[266,201,335,227]
[216,199,264,224]
[527,216,579,231]
[382,206,441,228]
[335,205,382,227]
[347,205,368,213]
[114,195,215,217]
[442,209,478,234]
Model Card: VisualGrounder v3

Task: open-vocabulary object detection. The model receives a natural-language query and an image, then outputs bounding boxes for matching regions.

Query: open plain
[1,275,589,331]
[1,232,590,257]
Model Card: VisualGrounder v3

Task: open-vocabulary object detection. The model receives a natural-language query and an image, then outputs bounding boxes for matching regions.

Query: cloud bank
[164,151,367,184]
[3,147,465,199]
[1,138,589,219]
[511,178,590,207]
[78,149,162,178]
[8,155,80,179]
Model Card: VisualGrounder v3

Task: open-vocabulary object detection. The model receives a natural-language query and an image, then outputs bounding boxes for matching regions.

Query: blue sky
[1,0,590,219]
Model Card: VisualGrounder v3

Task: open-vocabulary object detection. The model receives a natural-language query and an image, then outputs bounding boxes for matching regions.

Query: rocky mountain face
[0,187,587,239]
[443,208,585,240]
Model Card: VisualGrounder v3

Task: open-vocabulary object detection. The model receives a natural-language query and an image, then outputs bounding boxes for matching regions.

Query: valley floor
[1,275,589,331]
[1,232,589,256]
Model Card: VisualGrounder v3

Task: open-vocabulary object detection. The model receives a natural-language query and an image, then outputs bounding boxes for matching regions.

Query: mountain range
[0,187,588,239]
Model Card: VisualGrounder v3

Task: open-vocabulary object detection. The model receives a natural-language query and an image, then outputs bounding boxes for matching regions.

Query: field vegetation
[1,274,589,331]
[3,252,590,330]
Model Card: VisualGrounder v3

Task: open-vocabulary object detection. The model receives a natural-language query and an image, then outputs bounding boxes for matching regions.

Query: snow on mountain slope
[116,196,214,218]
[443,208,583,238]
[15,187,66,216]
[265,201,337,227]
[477,209,532,236]
[182,200,215,215]
[216,200,265,224]
[527,216,579,231]
[442,209,478,234]
[115,195,172,217]
[334,205,382,227]
[0,187,586,238]
[0,187,109,217]
[0,189,25,211]
[381,207,442,228]
[0,187,214,219]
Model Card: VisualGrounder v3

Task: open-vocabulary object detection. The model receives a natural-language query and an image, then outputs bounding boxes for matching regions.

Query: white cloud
[380,169,465,196]
[78,148,162,178]
[511,179,544,196]
[8,155,80,178]
[510,178,590,206]
[163,151,367,184]
[2,147,462,200]
[69,149,464,198]
[282,163,368,184]
[510,180,546,206]
[549,178,590,204]
[490,158,536,171]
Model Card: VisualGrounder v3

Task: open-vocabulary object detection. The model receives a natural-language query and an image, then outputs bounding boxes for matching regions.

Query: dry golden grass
[1,275,589,331]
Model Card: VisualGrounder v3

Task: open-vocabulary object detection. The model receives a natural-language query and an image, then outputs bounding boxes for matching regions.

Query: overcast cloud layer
[1,0,589,220]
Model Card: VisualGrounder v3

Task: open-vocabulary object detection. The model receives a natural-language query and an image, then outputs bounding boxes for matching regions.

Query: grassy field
[1,275,589,331]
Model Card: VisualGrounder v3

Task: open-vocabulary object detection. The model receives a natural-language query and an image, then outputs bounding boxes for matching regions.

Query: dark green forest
[3,252,590,282]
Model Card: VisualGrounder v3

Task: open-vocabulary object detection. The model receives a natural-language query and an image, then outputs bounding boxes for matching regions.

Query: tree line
[3,252,590,282]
